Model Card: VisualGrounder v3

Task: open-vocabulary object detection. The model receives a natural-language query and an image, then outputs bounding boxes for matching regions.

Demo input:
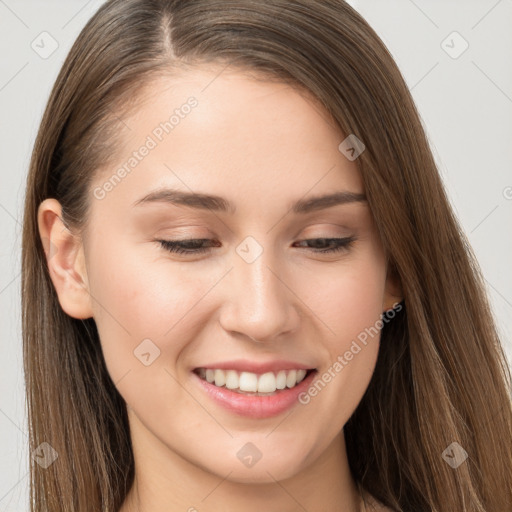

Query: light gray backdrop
[1,1,511,509]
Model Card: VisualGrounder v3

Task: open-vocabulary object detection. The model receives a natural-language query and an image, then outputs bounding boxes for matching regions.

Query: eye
[157,238,220,255]
[292,236,356,253]
[156,236,356,255]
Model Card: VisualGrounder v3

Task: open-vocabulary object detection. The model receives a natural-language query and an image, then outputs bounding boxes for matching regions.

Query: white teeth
[286,369,297,388]
[239,372,258,392]
[214,369,226,387]
[225,370,239,390]
[258,372,276,393]
[276,370,287,389]
[296,369,307,383]
[196,367,310,393]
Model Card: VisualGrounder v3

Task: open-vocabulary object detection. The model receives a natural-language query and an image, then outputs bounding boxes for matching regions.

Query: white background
[1,1,511,509]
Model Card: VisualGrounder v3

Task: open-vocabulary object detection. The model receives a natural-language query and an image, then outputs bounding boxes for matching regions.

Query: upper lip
[194,359,317,374]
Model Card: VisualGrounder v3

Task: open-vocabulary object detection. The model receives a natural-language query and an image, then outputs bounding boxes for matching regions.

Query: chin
[204,453,307,484]
[223,466,298,484]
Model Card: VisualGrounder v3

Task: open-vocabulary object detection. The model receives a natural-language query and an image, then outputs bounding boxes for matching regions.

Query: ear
[382,261,403,312]
[37,198,93,319]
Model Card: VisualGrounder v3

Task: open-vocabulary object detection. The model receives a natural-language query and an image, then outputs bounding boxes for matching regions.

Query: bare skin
[38,65,400,512]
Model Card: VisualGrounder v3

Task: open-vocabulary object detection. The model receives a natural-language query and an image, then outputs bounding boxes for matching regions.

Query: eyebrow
[132,188,367,214]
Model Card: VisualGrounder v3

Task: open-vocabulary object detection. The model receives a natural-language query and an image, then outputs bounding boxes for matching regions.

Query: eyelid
[156,235,356,257]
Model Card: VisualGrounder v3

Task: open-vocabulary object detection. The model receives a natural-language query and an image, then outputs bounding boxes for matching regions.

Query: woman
[22,0,512,511]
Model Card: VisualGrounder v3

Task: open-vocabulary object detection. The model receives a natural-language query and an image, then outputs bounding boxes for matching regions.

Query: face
[41,65,400,485]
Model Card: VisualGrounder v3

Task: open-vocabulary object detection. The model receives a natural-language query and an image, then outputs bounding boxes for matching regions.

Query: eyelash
[156,237,356,255]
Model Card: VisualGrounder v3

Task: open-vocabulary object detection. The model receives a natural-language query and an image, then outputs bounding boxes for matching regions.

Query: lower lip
[192,369,318,419]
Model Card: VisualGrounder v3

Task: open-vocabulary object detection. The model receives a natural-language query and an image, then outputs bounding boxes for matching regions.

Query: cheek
[85,237,213,377]
[310,255,387,346]
[299,251,386,411]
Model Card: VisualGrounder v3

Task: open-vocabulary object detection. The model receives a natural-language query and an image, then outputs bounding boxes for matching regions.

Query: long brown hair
[21,1,512,510]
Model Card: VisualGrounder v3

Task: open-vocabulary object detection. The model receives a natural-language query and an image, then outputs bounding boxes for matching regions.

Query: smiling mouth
[193,367,317,396]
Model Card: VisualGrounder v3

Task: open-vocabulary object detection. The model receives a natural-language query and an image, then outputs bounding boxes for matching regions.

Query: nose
[218,243,300,343]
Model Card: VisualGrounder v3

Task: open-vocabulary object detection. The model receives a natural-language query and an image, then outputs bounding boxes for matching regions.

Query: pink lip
[195,359,315,374]
[192,368,318,419]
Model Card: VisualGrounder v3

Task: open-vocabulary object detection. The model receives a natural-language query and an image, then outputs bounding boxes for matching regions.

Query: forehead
[89,65,364,220]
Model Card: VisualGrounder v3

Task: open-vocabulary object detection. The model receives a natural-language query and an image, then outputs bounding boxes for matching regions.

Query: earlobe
[383,263,403,312]
[37,198,94,320]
